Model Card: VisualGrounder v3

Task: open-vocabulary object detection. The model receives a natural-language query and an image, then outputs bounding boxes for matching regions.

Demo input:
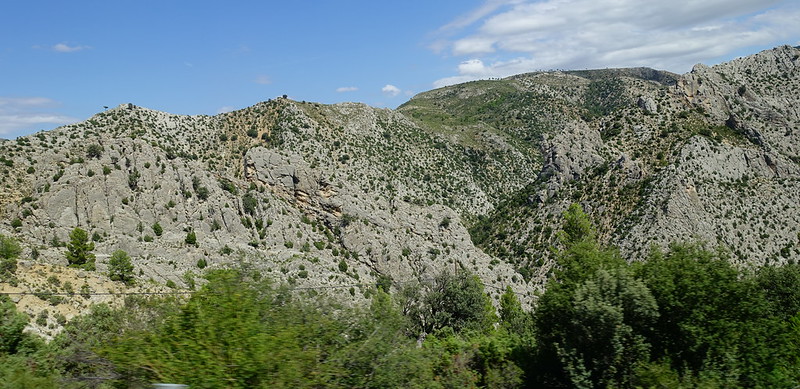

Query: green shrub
[185,231,197,246]
[152,222,163,236]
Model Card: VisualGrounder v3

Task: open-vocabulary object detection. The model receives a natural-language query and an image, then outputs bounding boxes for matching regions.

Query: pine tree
[65,228,96,270]
[108,250,134,285]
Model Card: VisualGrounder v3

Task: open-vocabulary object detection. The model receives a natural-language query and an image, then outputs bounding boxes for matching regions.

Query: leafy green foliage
[95,270,523,388]
[499,287,530,335]
[635,244,800,386]
[558,203,596,247]
[127,168,140,190]
[0,296,29,355]
[0,235,21,283]
[530,208,800,387]
[403,271,497,337]
[219,178,238,195]
[106,270,343,387]
[65,228,95,270]
[557,267,658,388]
[553,203,624,287]
[0,295,57,387]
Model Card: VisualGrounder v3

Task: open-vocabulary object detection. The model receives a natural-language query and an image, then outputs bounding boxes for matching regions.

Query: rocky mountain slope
[462,45,800,273]
[2,46,799,323]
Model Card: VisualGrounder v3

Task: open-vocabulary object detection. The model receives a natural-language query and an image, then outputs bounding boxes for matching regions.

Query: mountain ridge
[2,45,800,334]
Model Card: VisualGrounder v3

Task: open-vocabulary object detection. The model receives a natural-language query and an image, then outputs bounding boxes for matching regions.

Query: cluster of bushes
[1,205,800,387]
[530,204,800,387]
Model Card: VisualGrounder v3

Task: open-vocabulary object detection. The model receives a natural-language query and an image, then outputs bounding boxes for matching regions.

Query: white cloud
[52,43,90,53]
[0,97,57,107]
[336,86,359,92]
[0,97,78,138]
[430,0,525,53]
[217,106,236,114]
[438,0,524,33]
[254,75,272,85]
[381,84,401,97]
[434,58,503,88]
[434,0,800,86]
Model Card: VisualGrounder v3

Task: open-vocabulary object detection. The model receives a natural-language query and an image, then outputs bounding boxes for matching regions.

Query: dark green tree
[558,203,596,247]
[85,144,103,159]
[556,267,659,388]
[242,192,258,216]
[533,201,627,386]
[127,168,140,190]
[104,270,345,388]
[185,230,197,246]
[108,250,134,285]
[550,203,625,288]
[499,286,532,336]
[755,262,800,321]
[195,185,209,201]
[65,228,95,270]
[192,176,209,200]
[0,235,21,281]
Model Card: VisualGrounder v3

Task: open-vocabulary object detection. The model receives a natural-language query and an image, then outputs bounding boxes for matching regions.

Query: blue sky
[2,0,799,138]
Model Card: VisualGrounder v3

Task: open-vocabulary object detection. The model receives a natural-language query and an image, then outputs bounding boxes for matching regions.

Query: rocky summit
[2,46,800,327]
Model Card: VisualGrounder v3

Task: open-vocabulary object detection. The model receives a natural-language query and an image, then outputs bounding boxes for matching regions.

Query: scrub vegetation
[2,206,799,388]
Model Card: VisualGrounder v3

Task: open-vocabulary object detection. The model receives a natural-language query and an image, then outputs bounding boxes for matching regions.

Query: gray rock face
[637,96,658,114]
[620,135,800,265]
[1,97,536,307]
[446,45,800,270]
